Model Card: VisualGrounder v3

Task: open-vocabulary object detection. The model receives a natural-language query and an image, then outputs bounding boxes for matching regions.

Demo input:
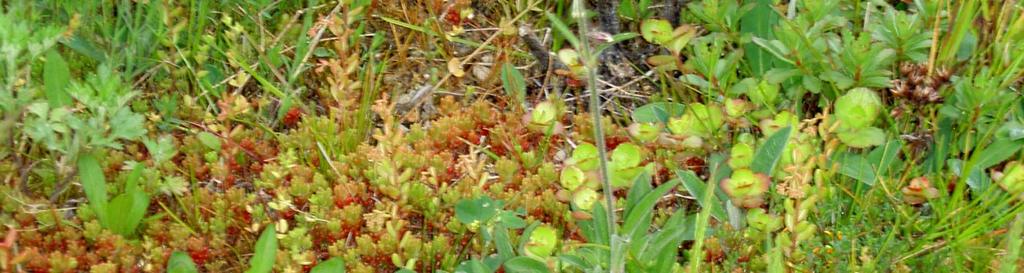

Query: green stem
[571,0,619,271]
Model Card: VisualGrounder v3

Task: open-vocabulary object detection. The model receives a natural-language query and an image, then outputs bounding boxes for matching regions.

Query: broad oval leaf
[455,196,501,225]
[245,223,278,273]
[106,189,150,237]
[78,153,109,225]
[503,257,551,273]
[167,251,199,273]
[454,259,490,273]
[632,102,686,123]
[197,132,221,151]
[310,257,345,273]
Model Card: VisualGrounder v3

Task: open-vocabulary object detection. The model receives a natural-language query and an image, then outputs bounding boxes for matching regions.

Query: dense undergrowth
[2,0,1024,272]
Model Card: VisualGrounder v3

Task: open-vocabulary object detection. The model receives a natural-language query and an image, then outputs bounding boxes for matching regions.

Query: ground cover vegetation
[1,0,1024,272]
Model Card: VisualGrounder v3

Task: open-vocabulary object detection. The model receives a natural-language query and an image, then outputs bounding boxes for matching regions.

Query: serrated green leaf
[44,50,73,107]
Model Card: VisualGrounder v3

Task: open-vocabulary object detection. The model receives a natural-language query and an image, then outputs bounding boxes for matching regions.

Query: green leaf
[632,102,686,123]
[763,68,801,84]
[622,179,680,242]
[676,170,727,221]
[78,153,109,225]
[868,140,903,177]
[640,19,674,44]
[624,172,654,218]
[646,209,691,272]
[949,159,990,191]
[503,257,551,273]
[455,260,490,273]
[143,135,178,164]
[751,127,792,174]
[524,225,558,257]
[497,211,527,229]
[44,50,73,107]
[740,0,780,75]
[545,12,580,49]
[455,196,501,225]
[310,257,345,273]
[611,143,643,168]
[837,127,887,148]
[197,132,221,151]
[167,251,199,273]
[580,203,610,245]
[106,189,150,237]
[245,223,278,273]
[501,63,526,107]
[971,139,1024,172]
[493,225,515,261]
[838,152,876,186]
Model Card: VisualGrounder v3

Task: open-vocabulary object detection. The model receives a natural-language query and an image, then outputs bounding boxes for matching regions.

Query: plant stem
[571,0,619,271]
